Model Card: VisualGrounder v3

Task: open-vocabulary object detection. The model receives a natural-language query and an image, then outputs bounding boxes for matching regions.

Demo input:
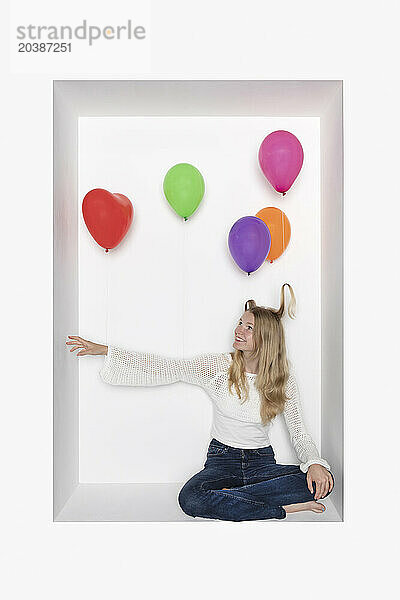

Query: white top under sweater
[99,346,331,473]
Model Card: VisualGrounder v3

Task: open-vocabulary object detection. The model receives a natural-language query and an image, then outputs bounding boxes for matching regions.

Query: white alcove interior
[53,80,343,522]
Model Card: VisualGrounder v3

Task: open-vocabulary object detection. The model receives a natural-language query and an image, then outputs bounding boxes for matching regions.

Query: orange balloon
[255,207,291,262]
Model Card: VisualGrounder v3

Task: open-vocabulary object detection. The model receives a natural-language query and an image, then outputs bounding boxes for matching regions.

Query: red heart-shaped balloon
[82,188,134,252]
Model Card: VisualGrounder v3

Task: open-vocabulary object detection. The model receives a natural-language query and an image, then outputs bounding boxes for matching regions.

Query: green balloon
[163,163,205,220]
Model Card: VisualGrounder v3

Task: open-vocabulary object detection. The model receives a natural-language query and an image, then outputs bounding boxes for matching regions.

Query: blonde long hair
[228,283,296,425]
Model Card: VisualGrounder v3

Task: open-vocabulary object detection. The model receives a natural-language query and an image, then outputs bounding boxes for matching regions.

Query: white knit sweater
[99,346,331,473]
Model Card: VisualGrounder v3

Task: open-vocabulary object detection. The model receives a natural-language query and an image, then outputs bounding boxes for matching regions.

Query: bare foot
[283,500,326,514]
[221,491,326,515]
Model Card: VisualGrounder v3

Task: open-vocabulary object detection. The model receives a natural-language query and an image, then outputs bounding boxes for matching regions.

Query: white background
[78,116,321,482]
[2,0,399,598]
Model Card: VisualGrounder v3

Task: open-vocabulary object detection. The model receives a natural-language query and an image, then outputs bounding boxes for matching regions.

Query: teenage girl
[66,283,334,521]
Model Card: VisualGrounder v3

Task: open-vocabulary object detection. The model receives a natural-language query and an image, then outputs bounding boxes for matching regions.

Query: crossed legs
[178,463,334,521]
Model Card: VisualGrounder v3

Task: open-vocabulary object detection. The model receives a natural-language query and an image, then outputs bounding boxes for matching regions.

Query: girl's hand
[306,464,334,500]
[65,335,108,357]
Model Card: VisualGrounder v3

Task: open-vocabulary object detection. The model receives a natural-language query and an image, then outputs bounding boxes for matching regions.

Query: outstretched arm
[282,372,331,473]
[99,344,226,390]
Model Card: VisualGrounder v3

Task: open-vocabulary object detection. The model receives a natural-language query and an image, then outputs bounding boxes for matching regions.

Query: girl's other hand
[306,464,334,500]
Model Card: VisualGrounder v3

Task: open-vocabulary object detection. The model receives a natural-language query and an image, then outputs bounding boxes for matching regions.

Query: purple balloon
[228,216,271,275]
[258,130,304,195]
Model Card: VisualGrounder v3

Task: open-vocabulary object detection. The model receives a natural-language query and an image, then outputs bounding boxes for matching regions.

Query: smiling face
[233,311,255,350]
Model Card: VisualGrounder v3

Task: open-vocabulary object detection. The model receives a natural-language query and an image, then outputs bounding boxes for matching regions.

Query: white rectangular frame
[53,80,343,522]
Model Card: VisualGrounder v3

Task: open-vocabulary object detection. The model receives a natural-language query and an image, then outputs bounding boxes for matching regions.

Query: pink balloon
[258,130,304,195]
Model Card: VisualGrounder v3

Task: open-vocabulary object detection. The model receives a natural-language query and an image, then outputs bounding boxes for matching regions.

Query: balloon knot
[105,248,109,253]
[282,192,286,196]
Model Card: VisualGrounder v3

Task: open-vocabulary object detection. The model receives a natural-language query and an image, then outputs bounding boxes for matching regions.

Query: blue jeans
[178,438,335,521]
